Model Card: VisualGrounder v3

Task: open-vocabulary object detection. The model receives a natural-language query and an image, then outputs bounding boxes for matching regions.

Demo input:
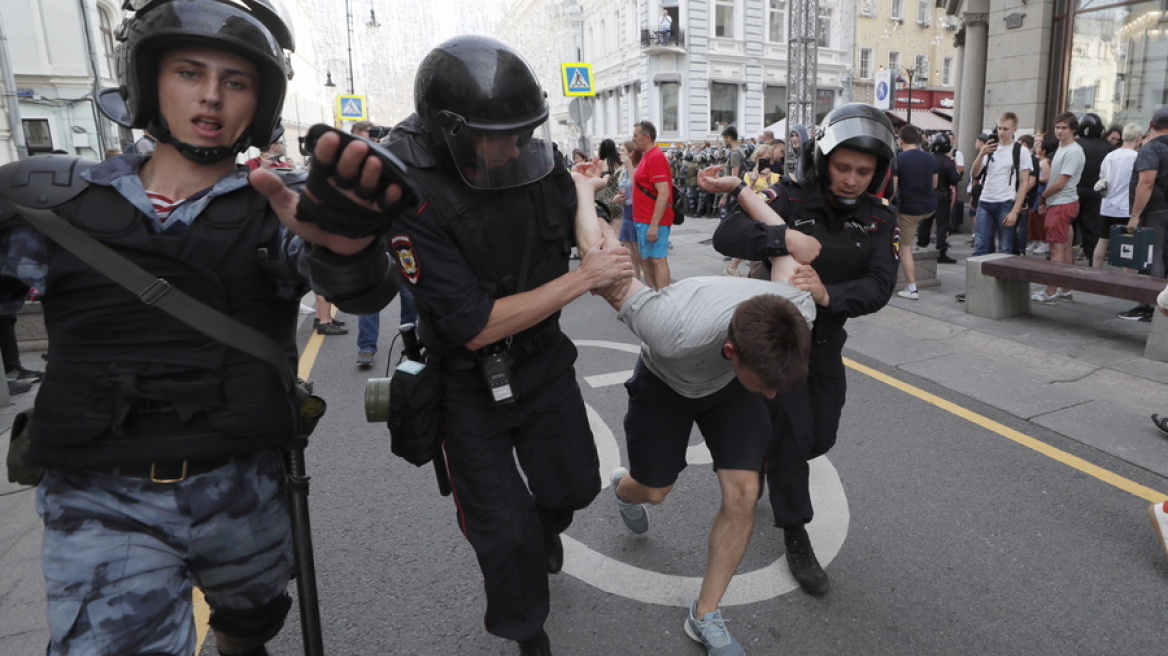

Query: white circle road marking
[565,340,851,607]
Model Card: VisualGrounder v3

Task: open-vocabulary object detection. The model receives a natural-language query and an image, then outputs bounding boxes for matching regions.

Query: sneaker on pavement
[1152,414,1168,437]
[1055,289,1074,301]
[1148,501,1168,560]
[356,351,374,369]
[611,467,649,534]
[683,600,744,656]
[722,266,740,277]
[937,253,958,264]
[1031,290,1058,303]
[1033,243,1050,254]
[784,527,830,596]
[896,289,919,300]
[1117,305,1153,321]
[517,629,553,656]
[955,292,966,303]
[7,379,31,396]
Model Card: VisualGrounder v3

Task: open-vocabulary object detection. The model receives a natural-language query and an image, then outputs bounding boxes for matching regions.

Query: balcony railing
[641,28,686,48]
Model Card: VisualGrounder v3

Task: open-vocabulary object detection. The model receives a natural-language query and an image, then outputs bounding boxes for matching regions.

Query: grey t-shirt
[616,277,816,399]
[1047,141,1085,207]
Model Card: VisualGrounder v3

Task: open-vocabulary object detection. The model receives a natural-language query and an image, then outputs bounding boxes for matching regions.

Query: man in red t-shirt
[632,120,674,289]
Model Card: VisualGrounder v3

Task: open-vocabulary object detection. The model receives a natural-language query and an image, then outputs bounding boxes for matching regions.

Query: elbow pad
[307,238,399,315]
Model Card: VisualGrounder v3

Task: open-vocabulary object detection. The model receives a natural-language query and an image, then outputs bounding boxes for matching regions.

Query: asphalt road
[209,289,1168,656]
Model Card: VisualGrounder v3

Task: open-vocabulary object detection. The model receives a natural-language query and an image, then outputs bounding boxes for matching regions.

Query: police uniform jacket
[384,115,574,363]
[0,154,396,470]
[713,178,898,342]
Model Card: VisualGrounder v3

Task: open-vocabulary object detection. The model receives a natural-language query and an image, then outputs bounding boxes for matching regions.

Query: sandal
[316,322,349,336]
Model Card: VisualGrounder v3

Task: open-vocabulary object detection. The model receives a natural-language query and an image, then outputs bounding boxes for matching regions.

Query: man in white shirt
[970,112,1032,255]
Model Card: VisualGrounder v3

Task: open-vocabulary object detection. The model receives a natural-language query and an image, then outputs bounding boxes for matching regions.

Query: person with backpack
[970,112,1032,256]
[1117,107,1168,321]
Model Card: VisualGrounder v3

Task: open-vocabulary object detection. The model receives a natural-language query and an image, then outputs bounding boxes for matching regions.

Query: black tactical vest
[26,183,301,470]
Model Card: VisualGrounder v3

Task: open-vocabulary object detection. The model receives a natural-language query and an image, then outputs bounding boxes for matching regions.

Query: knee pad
[209,592,292,653]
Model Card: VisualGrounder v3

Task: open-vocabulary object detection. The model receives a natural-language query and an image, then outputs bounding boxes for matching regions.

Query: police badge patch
[391,234,420,284]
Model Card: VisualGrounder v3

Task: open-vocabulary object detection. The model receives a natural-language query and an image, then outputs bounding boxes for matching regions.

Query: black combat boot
[518,628,553,656]
[784,526,830,597]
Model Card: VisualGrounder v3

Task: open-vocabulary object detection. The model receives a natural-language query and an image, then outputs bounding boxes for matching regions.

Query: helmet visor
[815,115,896,159]
[441,121,555,190]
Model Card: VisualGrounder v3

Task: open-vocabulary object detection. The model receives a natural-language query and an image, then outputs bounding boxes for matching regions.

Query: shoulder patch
[391,233,420,284]
[891,226,901,261]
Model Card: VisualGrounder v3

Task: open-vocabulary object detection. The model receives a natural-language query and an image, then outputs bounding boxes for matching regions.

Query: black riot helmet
[414,35,554,190]
[929,132,952,154]
[100,0,294,164]
[811,103,897,205]
[1077,112,1104,138]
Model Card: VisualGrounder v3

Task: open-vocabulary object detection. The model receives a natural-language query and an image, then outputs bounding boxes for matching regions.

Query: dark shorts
[1102,214,1129,229]
[623,359,771,488]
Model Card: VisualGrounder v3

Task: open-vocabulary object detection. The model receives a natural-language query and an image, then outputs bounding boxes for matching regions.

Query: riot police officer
[0,0,402,654]
[711,103,899,597]
[383,36,632,655]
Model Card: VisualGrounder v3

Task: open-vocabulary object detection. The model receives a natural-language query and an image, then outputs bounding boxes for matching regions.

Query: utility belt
[83,456,234,483]
[440,319,561,373]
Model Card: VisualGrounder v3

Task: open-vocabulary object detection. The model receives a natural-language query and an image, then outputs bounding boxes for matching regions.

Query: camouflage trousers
[35,450,294,656]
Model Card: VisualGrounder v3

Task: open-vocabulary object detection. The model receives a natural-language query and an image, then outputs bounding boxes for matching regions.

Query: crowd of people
[1,2,1167,654]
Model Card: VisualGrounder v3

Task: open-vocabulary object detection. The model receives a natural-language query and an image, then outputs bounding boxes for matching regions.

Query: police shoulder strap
[8,202,296,391]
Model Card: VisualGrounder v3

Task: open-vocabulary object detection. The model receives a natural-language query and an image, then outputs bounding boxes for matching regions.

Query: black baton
[285,437,325,655]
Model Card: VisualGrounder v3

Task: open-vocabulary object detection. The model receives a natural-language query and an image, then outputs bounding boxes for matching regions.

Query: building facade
[946,0,1168,169]
[852,0,961,130]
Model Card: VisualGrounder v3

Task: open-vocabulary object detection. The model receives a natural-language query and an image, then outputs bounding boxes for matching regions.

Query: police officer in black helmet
[383,35,633,655]
[1075,112,1115,263]
[710,103,899,597]
[0,0,403,653]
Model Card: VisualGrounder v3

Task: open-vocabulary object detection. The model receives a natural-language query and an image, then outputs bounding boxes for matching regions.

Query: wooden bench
[964,253,1168,361]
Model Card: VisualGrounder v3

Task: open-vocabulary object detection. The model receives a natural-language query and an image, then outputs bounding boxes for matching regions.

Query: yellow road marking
[844,357,1168,502]
[193,326,326,654]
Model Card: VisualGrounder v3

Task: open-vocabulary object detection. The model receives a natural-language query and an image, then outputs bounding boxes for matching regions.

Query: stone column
[956,1,989,174]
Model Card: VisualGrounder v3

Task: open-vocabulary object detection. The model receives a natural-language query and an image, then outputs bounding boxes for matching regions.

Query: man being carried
[572,163,819,656]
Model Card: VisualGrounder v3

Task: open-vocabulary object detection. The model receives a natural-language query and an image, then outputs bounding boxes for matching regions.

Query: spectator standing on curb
[1092,123,1142,269]
[1033,112,1086,303]
[1117,107,1168,321]
[632,120,675,290]
[970,113,1032,256]
[893,125,938,300]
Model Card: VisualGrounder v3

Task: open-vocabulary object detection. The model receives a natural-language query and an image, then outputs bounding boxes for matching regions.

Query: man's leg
[973,202,995,256]
[992,202,1016,254]
[695,468,758,615]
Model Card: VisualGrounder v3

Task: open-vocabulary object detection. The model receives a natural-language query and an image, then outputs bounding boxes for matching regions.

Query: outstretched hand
[697,165,740,194]
[250,131,403,256]
[572,158,610,193]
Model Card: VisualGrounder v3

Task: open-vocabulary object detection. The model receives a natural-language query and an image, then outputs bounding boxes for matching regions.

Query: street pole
[906,68,913,126]
[0,18,29,160]
[345,0,354,95]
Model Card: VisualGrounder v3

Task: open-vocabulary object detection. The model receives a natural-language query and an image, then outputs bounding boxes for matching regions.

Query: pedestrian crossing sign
[337,95,367,121]
[561,63,595,97]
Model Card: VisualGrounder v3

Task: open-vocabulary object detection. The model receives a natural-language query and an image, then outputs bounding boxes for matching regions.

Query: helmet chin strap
[147,116,249,165]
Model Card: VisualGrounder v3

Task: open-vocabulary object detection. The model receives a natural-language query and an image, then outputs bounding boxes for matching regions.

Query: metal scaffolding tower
[787,0,819,169]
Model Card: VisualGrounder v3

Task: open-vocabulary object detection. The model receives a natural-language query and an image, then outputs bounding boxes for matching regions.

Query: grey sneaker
[1055,289,1074,301]
[611,467,649,534]
[683,600,744,656]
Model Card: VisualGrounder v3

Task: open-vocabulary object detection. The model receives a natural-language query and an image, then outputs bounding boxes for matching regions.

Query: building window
[888,51,901,74]
[917,0,930,25]
[661,82,679,132]
[99,6,116,77]
[23,119,53,155]
[859,48,874,79]
[767,0,786,43]
[815,89,835,123]
[764,85,788,126]
[915,54,928,83]
[630,84,640,125]
[817,8,832,48]
[710,82,737,132]
[714,0,735,38]
[861,0,874,17]
[890,0,903,21]
[942,56,953,87]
